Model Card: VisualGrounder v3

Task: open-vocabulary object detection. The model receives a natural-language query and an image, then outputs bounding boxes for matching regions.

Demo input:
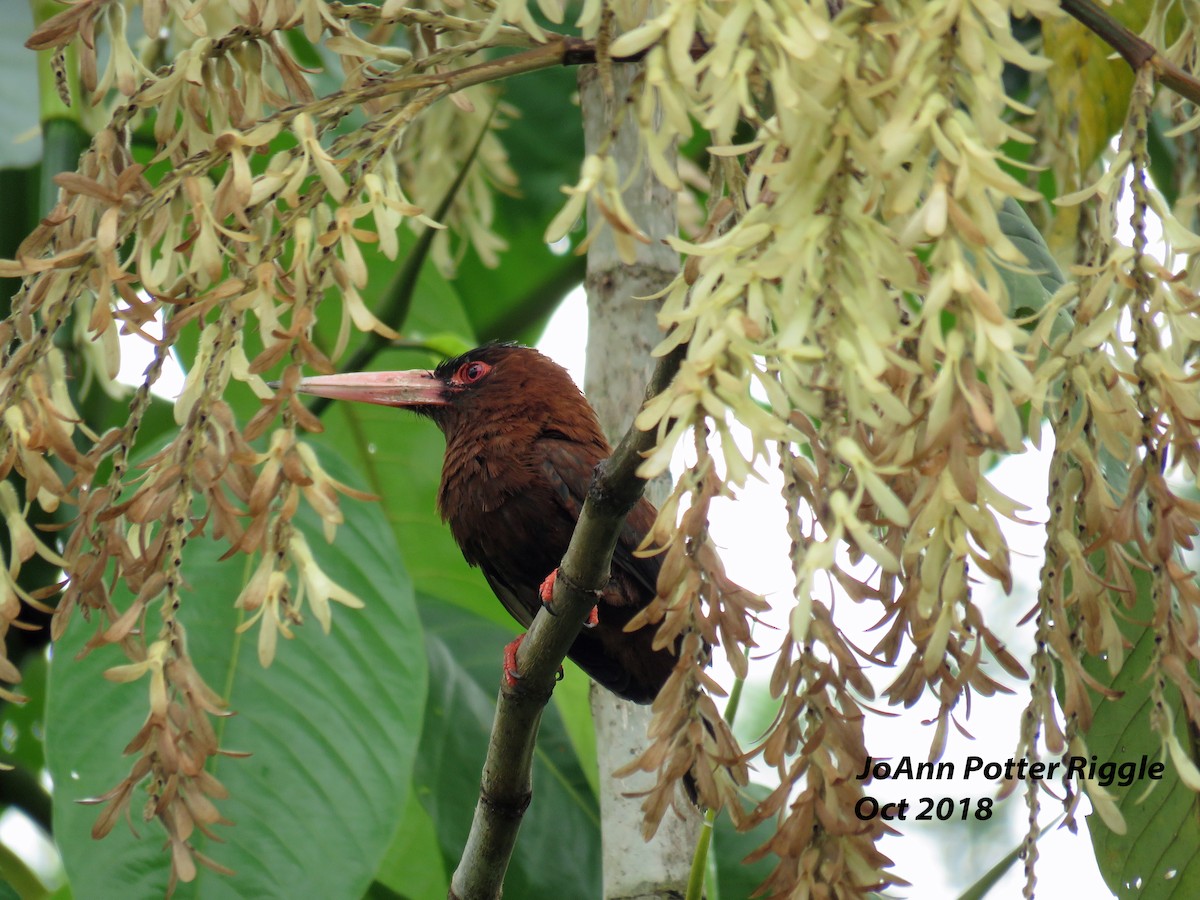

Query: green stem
[686,810,716,900]
[723,671,746,724]
[38,118,88,218]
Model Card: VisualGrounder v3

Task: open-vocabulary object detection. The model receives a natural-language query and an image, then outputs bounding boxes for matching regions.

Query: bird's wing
[617,494,663,602]
[538,438,663,607]
[480,547,654,700]
[455,434,674,704]
[479,567,536,630]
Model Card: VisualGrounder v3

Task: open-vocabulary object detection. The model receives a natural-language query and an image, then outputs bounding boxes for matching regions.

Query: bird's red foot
[539,568,599,628]
[503,634,525,689]
[503,633,565,687]
[538,569,558,606]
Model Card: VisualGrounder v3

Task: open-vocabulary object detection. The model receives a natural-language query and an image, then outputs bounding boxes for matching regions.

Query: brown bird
[293,342,676,703]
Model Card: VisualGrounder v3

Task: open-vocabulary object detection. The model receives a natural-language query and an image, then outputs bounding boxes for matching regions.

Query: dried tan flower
[4,1,1200,895]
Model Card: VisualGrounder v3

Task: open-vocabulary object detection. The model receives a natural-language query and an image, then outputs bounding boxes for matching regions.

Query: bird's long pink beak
[292,370,449,407]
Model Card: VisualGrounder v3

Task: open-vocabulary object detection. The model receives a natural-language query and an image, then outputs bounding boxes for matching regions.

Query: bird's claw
[503,633,566,688]
[502,634,525,689]
[538,569,558,612]
[540,568,600,628]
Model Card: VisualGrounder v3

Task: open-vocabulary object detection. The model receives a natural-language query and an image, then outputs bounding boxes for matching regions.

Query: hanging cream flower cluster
[2,0,525,887]
[547,0,1200,895]
[2,0,1199,894]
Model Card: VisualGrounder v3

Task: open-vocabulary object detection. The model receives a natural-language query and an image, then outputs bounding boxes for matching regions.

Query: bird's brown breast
[437,432,676,703]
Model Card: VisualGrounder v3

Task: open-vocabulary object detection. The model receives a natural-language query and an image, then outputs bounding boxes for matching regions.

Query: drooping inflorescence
[1,1,1199,896]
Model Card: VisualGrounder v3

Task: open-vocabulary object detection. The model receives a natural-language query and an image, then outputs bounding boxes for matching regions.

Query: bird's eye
[456,361,491,384]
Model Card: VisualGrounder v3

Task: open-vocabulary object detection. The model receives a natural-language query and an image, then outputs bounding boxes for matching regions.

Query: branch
[1061,0,1200,106]
[448,344,687,900]
[347,32,709,109]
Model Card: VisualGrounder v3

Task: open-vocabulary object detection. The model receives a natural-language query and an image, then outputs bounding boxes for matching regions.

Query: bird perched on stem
[292,342,678,703]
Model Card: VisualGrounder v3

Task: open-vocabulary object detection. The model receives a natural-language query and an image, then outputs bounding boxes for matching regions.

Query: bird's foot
[502,634,525,689]
[502,633,565,689]
[539,568,599,628]
[538,569,558,607]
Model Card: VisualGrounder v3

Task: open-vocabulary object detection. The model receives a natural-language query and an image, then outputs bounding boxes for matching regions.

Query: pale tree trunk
[580,62,703,899]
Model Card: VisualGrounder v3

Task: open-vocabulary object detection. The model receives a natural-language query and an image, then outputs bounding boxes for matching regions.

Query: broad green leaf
[711,783,776,898]
[46,450,425,900]
[1146,112,1180,209]
[494,67,585,218]
[1081,569,1200,898]
[1042,9,1138,179]
[1,652,47,777]
[0,166,38,313]
[549,670,598,797]
[362,882,406,900]
[374,791,448,900]
[414,599,601,898]
[998,198,1065,310]
[0,5,42,169]
[456,235,584,344]
[455,66,587,343]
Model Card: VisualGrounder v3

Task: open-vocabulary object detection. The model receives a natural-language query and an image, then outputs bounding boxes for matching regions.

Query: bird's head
[292,342,606,448]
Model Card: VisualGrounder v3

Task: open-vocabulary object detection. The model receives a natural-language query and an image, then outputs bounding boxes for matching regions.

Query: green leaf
[2,653,47,776]
[1042,10,1136,178]
[414,599,601,898]
[711,783,776,898]
[998,198,1065,308]
[1146,112,1179,209]
[454,66,587,342]
[46,450,426,900]
[0,165,38,315]
[545,666,598,797]
[996,199,1074,350]
[374,791,448,900]
[0,6,42,170]
[1081,568,1200,898]
[362,880,408,900]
